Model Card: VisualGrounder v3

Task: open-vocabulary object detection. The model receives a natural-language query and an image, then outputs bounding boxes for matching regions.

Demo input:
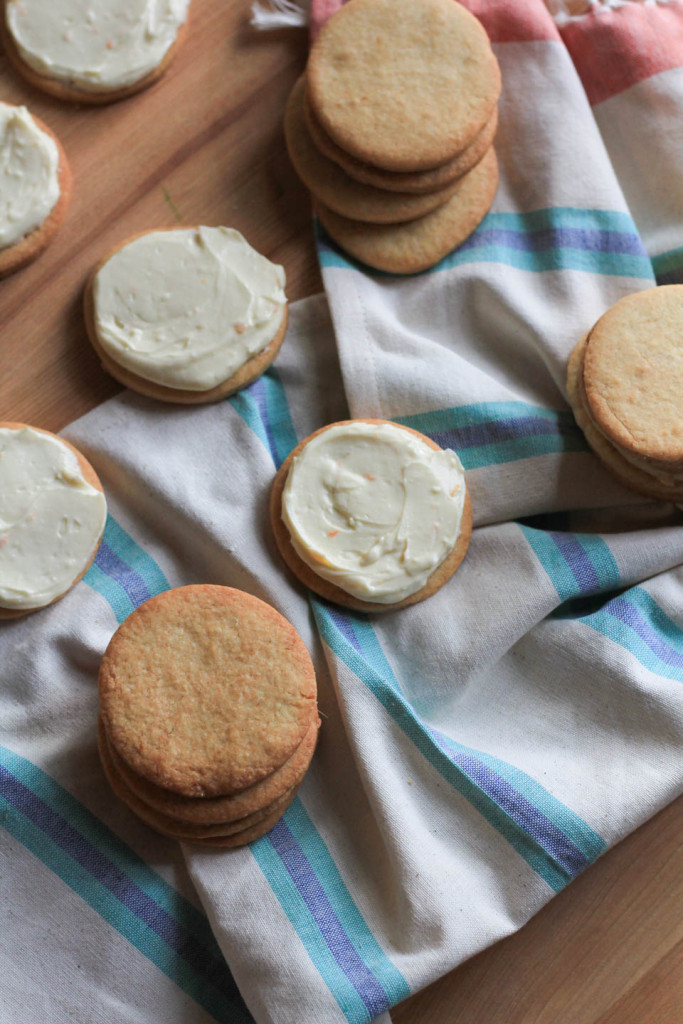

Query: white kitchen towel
[2,2,683,1024]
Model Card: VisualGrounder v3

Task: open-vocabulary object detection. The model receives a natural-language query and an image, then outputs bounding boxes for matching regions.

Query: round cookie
[99,585,318,797]
[567,332,683,502]
[181,801,292,848]
[1,0,190,105]
[305,93,498,195]
[84,227,288,404]
[316,147,498,274]
[270,420,473,613]
[98,720,301,840]
[582,286,683,467]
[307,0,501,172]
[0,423,107,620]
[0,107,71,279]
[286,77,466,224]
[104,714,319,825]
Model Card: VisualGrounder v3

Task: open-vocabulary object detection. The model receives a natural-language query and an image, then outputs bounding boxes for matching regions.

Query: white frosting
[0,427,107,610]
[282,422,467,604]
[0,104,60,250]
[92,227,287,391]
[6,0,190,92]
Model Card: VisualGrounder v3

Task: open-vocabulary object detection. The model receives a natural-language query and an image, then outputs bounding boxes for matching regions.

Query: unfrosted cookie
[99,585,318,797]
[316,147,498,274]
[1,0,191,104]
[305,92,498,195]
[567,328,683,502]
[0,423,107,619]
[105,715,320,825]
[286,77,465,224]
[583,287,683,468]
[84,227,288,404]
[307,0,501,172]
[98,719,301,841]
[0,104,71,278]
[270,420,472,612]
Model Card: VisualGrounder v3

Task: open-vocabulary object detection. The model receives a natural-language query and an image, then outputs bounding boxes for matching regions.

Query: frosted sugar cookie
[567,286,683,502]
[307,0,501,172]
[0,104,71,278]
[2,0,191,103]
[0,424,107,619]
[99,585,318,797]
[85,226,288,403]
[305,92,498,196]
[316,148,498,274]
[286,77,466,224]
[270,420,472,612]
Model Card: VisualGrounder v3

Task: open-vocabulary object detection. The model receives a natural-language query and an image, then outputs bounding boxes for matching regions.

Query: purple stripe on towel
[268,817,390,1018]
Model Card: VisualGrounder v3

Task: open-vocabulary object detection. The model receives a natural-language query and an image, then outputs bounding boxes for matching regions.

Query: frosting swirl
[92,227,287,391]
[0,104,60,250]
[0,428,107,611]
[282,421,466,603]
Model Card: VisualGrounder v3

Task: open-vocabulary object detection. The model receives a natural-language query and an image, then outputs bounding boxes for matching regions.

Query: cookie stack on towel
[567,285,683,503]
[285,0,501,274]
[97,585,319,847]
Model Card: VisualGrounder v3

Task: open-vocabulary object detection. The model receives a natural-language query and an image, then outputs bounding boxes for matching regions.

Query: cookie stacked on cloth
[286,0,501,274]
[98,585,319,847]
[567,285,683,503]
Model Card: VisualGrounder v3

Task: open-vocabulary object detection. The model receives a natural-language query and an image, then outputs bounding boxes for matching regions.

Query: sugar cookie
[286,77,465,224]
[104,715,319,825]
[305,93,498,196]
[0,104,71,278]
[270,420,472,612]
[98,719,301,841]
[316,148,498,274]
[0,423,106,619]
[99,585,318,797]
[2,0,191,104]
[567,290,683,503]
[307,0,500,172]
[85,227,288,404]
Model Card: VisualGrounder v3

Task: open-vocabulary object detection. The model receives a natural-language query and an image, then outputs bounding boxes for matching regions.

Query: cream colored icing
[92,227,287,391]
[282,422,466,604]
[0,103,60,250]
[6,0,190,92]
[0,428,107,611]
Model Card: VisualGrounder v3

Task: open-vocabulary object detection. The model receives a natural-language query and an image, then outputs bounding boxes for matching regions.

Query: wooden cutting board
[0,2,681,1022]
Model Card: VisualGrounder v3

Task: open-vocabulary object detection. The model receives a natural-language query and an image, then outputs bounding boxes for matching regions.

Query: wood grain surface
[1,2,681,1022]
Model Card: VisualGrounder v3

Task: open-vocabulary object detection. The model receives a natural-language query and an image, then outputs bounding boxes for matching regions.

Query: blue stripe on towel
[0,747,251,1023]
[313,600,605,888]
[396,401,587,469]
[258,799,409,1020]
[521,527,683,681]
[84,516,170,620]
[317,208,654,280]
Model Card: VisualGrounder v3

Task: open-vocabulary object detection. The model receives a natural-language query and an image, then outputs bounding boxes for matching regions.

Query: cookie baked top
[306,0,501,172]
[99,585,317,797]
[583,286,683,464]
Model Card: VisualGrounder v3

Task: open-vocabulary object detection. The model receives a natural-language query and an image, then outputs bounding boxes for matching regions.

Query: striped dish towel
[2,2,683,1023]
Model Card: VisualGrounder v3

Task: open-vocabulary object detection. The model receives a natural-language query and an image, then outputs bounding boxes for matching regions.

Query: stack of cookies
[98,585,319,848]
[567,285,683,503]
[286,0,501,274]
